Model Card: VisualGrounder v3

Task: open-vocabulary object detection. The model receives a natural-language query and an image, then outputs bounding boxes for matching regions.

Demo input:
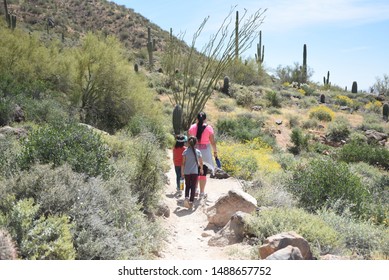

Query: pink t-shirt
[188,124,214,145]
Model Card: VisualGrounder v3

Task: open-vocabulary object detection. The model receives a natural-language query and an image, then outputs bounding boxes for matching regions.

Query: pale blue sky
[114,0,389,91]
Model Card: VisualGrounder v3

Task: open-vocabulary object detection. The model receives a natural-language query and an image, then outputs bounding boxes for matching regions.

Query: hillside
[1,0,183,61]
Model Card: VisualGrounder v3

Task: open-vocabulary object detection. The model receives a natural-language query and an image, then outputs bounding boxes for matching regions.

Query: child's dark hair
[196,112,207,142]
[187,136,197,148]
[175,135,186,148]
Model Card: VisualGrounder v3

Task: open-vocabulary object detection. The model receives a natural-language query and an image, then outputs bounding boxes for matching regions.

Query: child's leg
[184,175,190,198]
[175,166,181,190]
[189,174,198,203]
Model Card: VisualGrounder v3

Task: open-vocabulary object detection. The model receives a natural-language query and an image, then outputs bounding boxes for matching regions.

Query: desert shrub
[224,58,263,86]
[247,172,295,208]
[289,127,309,155]
[287,157,371,217]
[216,113,265,142]
[302,118,318,129]
[126,114,168,148]
[308,105,335,121]
[337,141,389,170]
[318,208,389,259]
[364,101,382,113]
[127,133,166,211]
[0,135,21,178]
[215,100,235,112]
[349,162,389,226]
[359,114,384,132]
[0,164,164,259]
[235,88,255,107]
[19,97,70,125]
[326,116,351,142]
[218,138,281,180]
[286,114,300,128]
[0,97,14,126]
[1,198,76,260]
[264,91,281,108]
[334,95,354,107]
[18,122,111,178]
[246,207,344,258]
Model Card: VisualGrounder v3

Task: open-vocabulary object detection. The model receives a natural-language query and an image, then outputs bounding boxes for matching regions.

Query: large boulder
[259,231,313,260]
[265,245,303,260]
[206,189,257,227]
[208,211,251,247]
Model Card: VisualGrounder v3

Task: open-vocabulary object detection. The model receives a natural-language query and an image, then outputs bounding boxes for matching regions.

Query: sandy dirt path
[158,153,253,260]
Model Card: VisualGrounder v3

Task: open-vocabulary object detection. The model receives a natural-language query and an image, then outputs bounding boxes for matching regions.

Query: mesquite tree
[162,6,266,130]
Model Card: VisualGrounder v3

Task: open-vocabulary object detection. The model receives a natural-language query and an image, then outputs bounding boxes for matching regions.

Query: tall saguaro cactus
[147,26,154,70]
[235,11,239,61]
[351,81,358,93]
[383,103,389,121]
[255,30,264,65]
[323,71,330,85]
[172,104,183,135]
[302,44,307,83]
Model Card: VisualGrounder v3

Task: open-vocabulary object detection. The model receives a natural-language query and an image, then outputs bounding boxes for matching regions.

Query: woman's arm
[199,156,204,175]
[209,133,217,157]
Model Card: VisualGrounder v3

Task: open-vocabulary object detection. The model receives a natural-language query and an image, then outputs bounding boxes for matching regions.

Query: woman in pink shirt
[188,112,218,199]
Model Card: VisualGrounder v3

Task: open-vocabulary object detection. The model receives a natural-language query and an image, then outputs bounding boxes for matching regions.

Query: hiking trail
[158,152,253,260]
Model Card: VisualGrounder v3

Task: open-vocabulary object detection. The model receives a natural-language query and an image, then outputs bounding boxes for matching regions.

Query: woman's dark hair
[196,112,207,142]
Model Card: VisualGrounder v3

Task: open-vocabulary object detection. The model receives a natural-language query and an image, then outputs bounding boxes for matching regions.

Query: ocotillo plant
[147,26,154,70]
[172,104,182,135]
[255,30,264,65]
[302,44,307,83]
[351,81,358,93]
[383,103,389,121]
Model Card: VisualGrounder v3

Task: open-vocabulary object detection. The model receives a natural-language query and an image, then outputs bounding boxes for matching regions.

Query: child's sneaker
[199,193,207,199]
[183,198,190,208]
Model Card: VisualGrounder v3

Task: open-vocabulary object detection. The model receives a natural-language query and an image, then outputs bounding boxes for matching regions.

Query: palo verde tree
[71,32,158,133]
[161,6,266,130]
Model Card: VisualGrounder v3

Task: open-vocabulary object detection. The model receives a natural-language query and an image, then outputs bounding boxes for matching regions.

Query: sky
[114,0,389,91]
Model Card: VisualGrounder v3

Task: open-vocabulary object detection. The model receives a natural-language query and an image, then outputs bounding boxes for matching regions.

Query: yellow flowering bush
[364,101,382,113]
[218,138,281,180]
[334,95,354,107]
[309,105,335,122]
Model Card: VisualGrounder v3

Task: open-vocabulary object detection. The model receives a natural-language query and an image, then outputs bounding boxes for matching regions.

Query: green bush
[0,135,21,178]
[265,91,281,108]
[126,115,168,148]
[318,208,389,259]
[19,122,111,178]
[337,141,389,170]
[1,198,76,260]
[216,113,265,142]
[326,116,351,142]
[0,97,14,126]
[289,127,309,155]
[0,164,164,259]
[287,157,371,217]
[246,207,344,258]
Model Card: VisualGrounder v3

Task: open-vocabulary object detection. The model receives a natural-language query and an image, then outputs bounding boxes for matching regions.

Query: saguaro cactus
[255,30,264,65]
[320,94,326,104]
[172,104,182,135]
[383,103,389,121]
[222,76,230,96]
[147,26,154,70]
[351,81,358,93]
[235,11,239,61]
[302,44,307,83]
[323,71,330,85]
